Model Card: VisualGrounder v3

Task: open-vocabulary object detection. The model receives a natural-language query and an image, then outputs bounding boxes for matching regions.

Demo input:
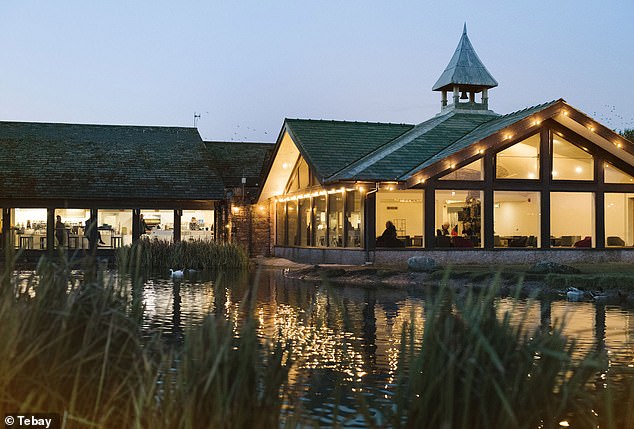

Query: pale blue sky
[1,1,632,143]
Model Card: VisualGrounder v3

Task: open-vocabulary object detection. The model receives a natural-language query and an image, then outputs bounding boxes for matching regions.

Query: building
[0,122,224,253]
[259,26,634,264]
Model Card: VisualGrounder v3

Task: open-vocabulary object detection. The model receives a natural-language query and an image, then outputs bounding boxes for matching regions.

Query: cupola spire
[433,24,498,113]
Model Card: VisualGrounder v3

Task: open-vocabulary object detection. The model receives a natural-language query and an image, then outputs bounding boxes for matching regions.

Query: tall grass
[116,239,249,275]
[382,277,606,429]
[0,253,289,429]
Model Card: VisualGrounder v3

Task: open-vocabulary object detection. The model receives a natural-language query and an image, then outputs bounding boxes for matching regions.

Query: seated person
[436,222,450,236]
[573,236,592,248]
[376,221,404,247]
[189,217,199,230]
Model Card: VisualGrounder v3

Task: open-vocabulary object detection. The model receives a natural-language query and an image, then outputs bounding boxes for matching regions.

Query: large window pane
[287,200,298,246]
[605,193,634,247]
[376,190,424,247]
[140,210,174,242]
[182,210,215,241]
[314,195,327,247]
[14,208,48,249]
[494,192,540,248]
[551,192,594,247]
[434,190,482,248]
[98,209,133,247]
[328,192,343,247]
[276,201,286,245]
[496,133,540,179]
[345,191,362,248]
[552,135,593,180]
[440,159,483,181]
[298,197,311,246]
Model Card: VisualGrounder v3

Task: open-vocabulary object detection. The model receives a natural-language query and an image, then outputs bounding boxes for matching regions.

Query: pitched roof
[400,100,561,179]
[432,24,498,92]
[284,119,414,181]
[0,121,225,201]
[332,112,495,181]
[204,141,274,187]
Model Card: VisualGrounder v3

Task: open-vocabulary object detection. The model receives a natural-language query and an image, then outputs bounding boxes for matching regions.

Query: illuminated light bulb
[420,178,426,184]
[527,172,535,179]
[575,166,583,174]
[589,126,595,132]
[358,186,365,193]
[559,421,570,427]
[478,149,484,154]
[562,110,569,116]
[451,191,456,196]
[450,164,456,169]
[552,170,558,177]
[617,143,623,148]
[282,162,289,169]
[506,134,513,140]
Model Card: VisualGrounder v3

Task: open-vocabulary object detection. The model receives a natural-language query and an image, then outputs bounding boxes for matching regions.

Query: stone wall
[229,199,271,257]
[274,246,634,266]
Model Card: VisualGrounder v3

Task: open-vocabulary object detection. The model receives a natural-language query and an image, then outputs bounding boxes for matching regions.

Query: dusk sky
[1,1,633,143]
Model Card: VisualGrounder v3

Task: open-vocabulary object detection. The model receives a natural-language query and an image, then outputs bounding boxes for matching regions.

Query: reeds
[116,239,249,275]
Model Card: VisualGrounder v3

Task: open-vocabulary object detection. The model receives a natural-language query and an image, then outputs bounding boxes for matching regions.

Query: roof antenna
[193,112,201,127]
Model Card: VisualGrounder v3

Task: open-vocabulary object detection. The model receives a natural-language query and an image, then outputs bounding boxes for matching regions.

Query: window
[328,193,344,247]
[496,133,540,179]
[182,210,214,241]
[140,210,174,242]
[287,200,298,246]
[313,195,327,247]
[493,192,540,248]
[376,190,424,247]
[276,202,286,245]
[13,208,48,249]
[345,191,362,248]
[550,192,594,247]
[298,197,311,246]
[440,158,483,181]
[434,190,482,248]
[552,135,593,181]
[98,209,133,247]
[604,163,634,184]
[605,193,634,247]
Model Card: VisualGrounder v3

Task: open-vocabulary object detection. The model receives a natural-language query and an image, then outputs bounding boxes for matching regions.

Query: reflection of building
[259,26,634,264]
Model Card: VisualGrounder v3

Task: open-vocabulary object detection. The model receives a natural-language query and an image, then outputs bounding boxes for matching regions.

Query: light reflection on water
[140,269,634,425]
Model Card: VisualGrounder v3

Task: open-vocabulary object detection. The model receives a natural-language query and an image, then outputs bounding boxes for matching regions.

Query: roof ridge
[327,114,455,181]
[0,120,196,130]
[285,118,413,126]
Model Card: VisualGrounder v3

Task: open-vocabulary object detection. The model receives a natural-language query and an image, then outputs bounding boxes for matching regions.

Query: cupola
[432,24,498,113]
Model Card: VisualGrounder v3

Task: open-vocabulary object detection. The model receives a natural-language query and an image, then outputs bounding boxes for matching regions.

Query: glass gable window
[440,159,483,181]
[328,193,343,247]
[551,192,594,247]
[493,192,540,248]
[345,191,362,248]
[496,133,540,179]
[313,195,327,247]
[434,190,482,248]
[605,163,634,184]
[275,202,286,245]
[605,193,634,247]
[552,135,593,180]
[287,200,298,246]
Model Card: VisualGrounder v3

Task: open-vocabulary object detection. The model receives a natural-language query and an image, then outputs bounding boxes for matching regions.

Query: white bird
[566,287,585,301]
[170,269,184,279]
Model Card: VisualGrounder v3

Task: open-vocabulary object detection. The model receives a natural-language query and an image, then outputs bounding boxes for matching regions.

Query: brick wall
[229,199,271,257]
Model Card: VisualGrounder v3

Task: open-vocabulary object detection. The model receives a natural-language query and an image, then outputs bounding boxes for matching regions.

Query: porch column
[540,128,551,248]
[364,191,376,254]
[173,209,182,243]
[2,208,11,250]
[132,209,141,241]
[595,160,605,249]
[483,152,495,249]
[424,186,435,249]
[89,209,98,253]
[46,208,55,252]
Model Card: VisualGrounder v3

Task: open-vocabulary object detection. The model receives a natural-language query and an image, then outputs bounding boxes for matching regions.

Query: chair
[573,236,592,248]
[527,236,537,247]
[509,236,528,247]
[435,235,451,248]
[607,236,625,246]
[494,235,502,247]
[453,236,474,248]
[559,236,575,247]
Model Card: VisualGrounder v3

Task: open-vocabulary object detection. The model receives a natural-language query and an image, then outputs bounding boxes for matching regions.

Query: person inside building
[55,215,65,247]
[376,220,404,247]
[189,216,199,230]
[437,221,450,236]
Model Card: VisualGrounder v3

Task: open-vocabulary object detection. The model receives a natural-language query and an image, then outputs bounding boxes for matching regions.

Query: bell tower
[432,24,498,114]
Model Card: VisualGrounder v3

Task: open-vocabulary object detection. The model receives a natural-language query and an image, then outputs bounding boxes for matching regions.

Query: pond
[141,268,634,426]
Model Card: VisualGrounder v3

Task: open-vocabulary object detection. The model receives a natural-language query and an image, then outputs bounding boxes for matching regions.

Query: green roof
[400,100,560,179]
[204,141,274,187]
[284,119,414,181]
[0,121,225,201]
[432,24,498,92]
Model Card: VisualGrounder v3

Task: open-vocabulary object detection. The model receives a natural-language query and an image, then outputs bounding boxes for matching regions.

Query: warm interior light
[450,164,456,169]
[258,206,265,211]
[358,186,365,193]
[588,126,595,132]
[575,166,583,174]
[552,170,558,177]
[527,172,535,179]
[478,149,484,154]
[505,134,513,140]
[617,143,623,148]
[420,178,426,184]
[282,162,289,169]
[562,110,569,116]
